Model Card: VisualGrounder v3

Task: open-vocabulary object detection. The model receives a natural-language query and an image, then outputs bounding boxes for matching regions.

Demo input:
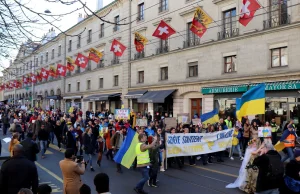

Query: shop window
[114,75,119,86]
[87,80,91,90]
[160,67,168,80]
[188,62,198,77]
[138,3,144,21]
[271,47,287,67]
[99,78,103,88]
[224,55,237,73]
[77,82,80,91]
[138,71,144,83]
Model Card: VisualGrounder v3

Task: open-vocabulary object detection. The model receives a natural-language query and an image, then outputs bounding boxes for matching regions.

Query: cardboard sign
[136,119,148,127]
[258,127,272,137]
[165,117,177,129]
[178,113,189,124]
[192,119,201,126]
[115,109,130,120]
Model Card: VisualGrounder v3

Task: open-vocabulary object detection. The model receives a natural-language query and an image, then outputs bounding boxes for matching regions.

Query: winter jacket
[21,138,39,162]
[279,160,300,194]
[83,133,94,154]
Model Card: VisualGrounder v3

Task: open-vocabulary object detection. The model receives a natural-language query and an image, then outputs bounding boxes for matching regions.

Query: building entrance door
[191,98,202,117]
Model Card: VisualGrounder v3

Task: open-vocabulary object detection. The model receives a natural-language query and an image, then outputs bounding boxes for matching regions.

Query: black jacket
[83,133,94,154]
[38,129,49,141]
[20,138,39,162]
[279,160,300,194]
[66,131,76,149]
[0,156,38,194]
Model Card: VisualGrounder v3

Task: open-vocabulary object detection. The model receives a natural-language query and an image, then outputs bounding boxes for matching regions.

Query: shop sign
[202,85,247,94]
[262,82,300,91]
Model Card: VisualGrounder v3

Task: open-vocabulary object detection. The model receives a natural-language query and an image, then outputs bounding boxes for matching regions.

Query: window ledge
[159,79,168,82]
[222,71,237,75]
[186,75,199,79]
[268,65,288,70]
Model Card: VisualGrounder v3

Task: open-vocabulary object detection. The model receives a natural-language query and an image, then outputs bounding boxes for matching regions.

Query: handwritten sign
[166,129,233,157]
[165,117,177,129]
[178,113,189,124]
[115,109,130,120]
[258,127,272,137]
[136,119,147,127]
[192,119,201,126]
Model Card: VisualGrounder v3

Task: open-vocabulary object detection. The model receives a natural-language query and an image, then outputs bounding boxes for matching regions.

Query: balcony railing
[156,45,169,55]
[183,37,201,48]
[77,43,81,48]
[218,28,239,40]
[97,61,104,68]
[111,58,120,65]
[134,51,145,60]
[263,15,290,30]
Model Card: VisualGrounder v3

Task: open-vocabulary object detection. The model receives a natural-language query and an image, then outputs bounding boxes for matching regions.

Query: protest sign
[192,119,200,126]
[165,117,177,129]
[136,119,147,127]
[166,129,233,157]
[115,109,130,120]
[177,113,189,124]
[258,127,272,137]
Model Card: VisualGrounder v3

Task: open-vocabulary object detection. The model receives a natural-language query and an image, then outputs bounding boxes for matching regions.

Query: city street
[0,134,245,194]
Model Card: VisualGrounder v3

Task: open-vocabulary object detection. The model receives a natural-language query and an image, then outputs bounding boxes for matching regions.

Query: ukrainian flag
[200,108,219,125]
[114,127,139,169]
[238,83,265,120]
[235,98,241,119]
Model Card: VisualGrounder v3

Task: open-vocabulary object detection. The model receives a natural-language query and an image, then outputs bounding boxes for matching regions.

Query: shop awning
[138,90,175,103]
[83,93,121,102]
[124,90,148,99]
[46,95,62,100]
[63,96,82,100]
[249,80,300,91]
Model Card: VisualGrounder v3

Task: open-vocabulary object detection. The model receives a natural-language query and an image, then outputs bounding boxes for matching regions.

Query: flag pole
[165,133,168,170]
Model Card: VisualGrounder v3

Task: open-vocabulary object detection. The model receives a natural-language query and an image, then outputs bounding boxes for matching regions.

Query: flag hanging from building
[88,48,103,63]
[200,109,219,125]
[49,65,57,78]
[41,68,49,79]
[30,73,37,84]
[134,32,148,52]
[239,0,261,26]
[66,57,75,72]
[36,71,42,82]
[190,7,213,38]
[23,76,28,84]
[0,84,5,91]
[27,74,32,84]
[152,20,176,40]
[235,98,241,119]
[238,83,265,120]
[75,53,89,68]
[110,39,126,57]
[56,64,67,77]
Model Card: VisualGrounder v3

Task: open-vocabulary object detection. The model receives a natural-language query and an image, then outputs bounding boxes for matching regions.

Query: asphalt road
[0,134,245,194]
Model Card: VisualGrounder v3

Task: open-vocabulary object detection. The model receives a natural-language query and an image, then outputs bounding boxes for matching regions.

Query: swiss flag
[41,68,49,79]
[75,53,89,68]
[13,80,18,88]
[152,20,176,40]
[23,76,28,84]
[56,64,67,77]
[30,73,37,84]
[239,0,261,26]
[110,39,126,57]
[0,84,4,91]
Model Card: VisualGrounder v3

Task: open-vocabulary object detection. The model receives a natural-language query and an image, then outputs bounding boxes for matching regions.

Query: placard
[165,117,177,129]
[192,119,201,126]
[258,127,272,137]
[136,119,147,127]
[115,109,130,120]
[177,113,189,124]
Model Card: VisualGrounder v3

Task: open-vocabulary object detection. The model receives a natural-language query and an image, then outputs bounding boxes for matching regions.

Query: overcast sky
[1,0,113,75]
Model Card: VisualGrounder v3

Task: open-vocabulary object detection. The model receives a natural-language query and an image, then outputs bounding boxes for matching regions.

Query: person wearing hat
[280,124,297,162]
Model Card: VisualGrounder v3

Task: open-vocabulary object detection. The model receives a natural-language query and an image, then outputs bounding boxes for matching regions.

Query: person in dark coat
[83,127,95,172]
[0,144,38,194]
[148,136,160,187]
[53,120,63,151]
[20,133,39,162]
[1,113,9,135]
[66,125,77,151]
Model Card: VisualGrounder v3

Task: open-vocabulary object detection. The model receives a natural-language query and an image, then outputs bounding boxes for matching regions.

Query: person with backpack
[252,141,284,194]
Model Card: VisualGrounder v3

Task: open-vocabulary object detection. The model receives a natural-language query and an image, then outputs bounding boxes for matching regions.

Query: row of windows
[67,76,118,92]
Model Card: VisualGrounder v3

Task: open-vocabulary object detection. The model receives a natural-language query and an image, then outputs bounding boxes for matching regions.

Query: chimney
[96,0,103,11]
[78,13,83,23]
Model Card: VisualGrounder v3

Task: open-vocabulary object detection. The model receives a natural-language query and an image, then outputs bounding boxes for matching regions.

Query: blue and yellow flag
[200,109,219,125]
[235,98,241,119]
[238,83,265,120]
[114,128,139,169]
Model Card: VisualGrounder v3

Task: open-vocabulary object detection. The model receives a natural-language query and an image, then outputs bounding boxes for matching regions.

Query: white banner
[166,129,234,158]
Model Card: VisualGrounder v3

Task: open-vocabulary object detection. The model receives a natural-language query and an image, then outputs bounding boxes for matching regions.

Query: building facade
[3,0,300,124]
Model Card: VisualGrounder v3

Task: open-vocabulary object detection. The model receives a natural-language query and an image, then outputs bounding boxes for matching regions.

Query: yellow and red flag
[190,7,213,38]
[36,71,42,82]
[49,65,57,78]
[134,32,148,52]
[88,48,103,63]
[66,57,75,72]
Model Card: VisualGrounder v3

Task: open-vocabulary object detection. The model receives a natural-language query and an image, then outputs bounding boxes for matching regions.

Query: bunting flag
[190,7,213,38]
[152,20,176,40]
[66,57,75,72]
[41,68,49,79]
[134,32,148,52]
[89,48,103,63]
[110,39,126,57]
[36,71,42,82]
[49,65,57,77]
[56,64,67,77]
[239,0,261,26]
[30,73,37,84]
[75,53,89,68]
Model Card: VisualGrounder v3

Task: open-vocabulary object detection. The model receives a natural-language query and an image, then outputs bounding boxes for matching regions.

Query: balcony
[97,61,104,68]
[111,58,120,65]
[183,37,201,48]
[77,43,81,48]
[87,38,91,44]
[68,47,72,52]
[134,51,145,60]
[156,45,169,55]
[263,15,290,30]
[217,28,239,40]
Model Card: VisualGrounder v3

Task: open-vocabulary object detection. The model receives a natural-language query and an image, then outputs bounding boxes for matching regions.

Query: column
[93,101,96,113]
[129,99,133,110]
[81,99,86,119]
[148,102,154,119]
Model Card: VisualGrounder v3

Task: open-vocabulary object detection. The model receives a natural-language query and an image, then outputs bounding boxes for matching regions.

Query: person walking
[8,133,20,157]
[134,133,157,194]
[21,132,40,162]
[53,120,63,151]
[2,113,9,135]
[111,127,125,173]
[0,144,38,194]
[229,126,244,161]
[148,136,160,188]
[38,124,49,159]
[280,124,297,162]
[270,118,278,145]
[59,148,85,194]
[33,115,43,140]
[83,128,95,172]
[243,119,251,153]
[96,136,104,167]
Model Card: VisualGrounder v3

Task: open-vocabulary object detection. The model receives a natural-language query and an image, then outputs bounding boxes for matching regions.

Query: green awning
[202,85,248,94]
[250,80,300,91]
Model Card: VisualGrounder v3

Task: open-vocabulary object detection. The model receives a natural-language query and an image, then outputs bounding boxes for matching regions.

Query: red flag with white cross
[239,0,261,26]
[152,20,176,40]
[56,64,67,77]
[41,68,49,79]
[110,39,126,57]
[75,53,89,68]
[30,73,37,84]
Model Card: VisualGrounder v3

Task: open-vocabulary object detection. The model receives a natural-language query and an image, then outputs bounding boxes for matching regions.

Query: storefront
[46,95,62,110]
[63,96,82,112]
[124,90,148,113]
[202,80,300,128]
[83,93,121,113]
[33,95,43,108]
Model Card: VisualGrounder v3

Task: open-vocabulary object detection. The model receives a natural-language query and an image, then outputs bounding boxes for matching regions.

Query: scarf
[284,176,300,192]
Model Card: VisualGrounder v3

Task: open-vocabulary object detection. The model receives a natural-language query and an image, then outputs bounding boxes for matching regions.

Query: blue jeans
[255,188,279,194]
[230,145,242,158]
[281,147,294,162]
[136,167,149,190]
[49,132,54,144]
[40,140,47,157]
[86,153,93,167]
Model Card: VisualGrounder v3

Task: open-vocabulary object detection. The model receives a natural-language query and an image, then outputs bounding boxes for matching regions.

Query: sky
[1,0,113,75]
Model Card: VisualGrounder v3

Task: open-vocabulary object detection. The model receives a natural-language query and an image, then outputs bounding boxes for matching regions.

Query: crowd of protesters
[0,103,299,194]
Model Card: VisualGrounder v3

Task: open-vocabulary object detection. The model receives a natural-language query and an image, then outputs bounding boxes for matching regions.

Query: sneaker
[90,167,95,172]
[160,168,165,172]
[97,160,101,167]
[151,184,158,188]
[147,180,150,187]
[230,157,234,160]
[240,157,244,161]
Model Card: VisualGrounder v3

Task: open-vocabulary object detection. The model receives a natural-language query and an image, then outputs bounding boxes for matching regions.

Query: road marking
[187,164,238,178]
[45,150,53,155]
[35,162,63,183]
[49,144,66,153]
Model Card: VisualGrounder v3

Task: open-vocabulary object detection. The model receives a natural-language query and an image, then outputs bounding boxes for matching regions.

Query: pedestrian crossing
[39,181,62,193]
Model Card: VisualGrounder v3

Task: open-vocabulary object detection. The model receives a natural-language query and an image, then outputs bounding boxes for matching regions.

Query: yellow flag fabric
[134,32,148,45]
[194,7,213,27]
[66,56,75,64]
[89,48,103,58]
